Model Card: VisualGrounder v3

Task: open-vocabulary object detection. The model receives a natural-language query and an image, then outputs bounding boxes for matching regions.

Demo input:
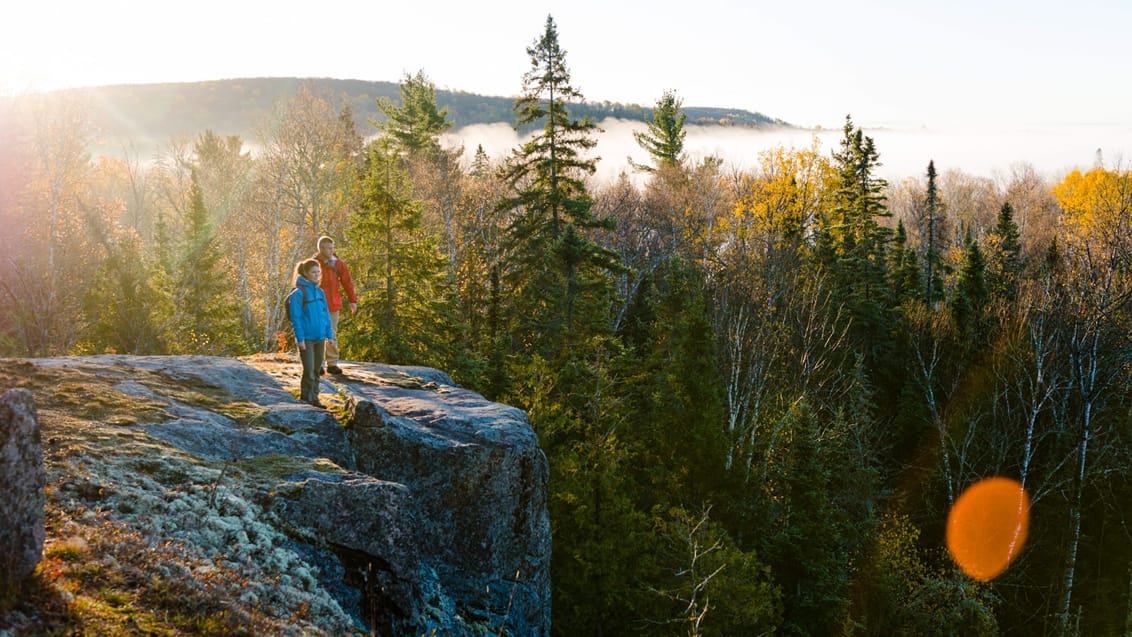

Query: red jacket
[314,253,358,312]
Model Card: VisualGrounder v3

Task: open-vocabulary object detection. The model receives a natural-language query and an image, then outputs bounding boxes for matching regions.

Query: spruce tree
[763,402,853,636]
[632,89,687,171]
[470,144,491,178]
[922,160,946,306]
[81,219,168,355]
[345,139,460,372]
[888,220,923,304]
[986,201,1023,301]
[171,170,243,354]
[950,232,989,336]
[376,69,464,327]
[816,115,893,366]
[496,14,620,358]
[376,70,453,157]
[193,129,255,342]
[618,260,728,503]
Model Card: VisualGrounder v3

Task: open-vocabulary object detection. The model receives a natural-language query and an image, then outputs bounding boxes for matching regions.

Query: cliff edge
[0,354,550,636]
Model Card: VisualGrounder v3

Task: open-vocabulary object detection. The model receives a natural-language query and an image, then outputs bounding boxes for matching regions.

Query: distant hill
[34,77,792,152]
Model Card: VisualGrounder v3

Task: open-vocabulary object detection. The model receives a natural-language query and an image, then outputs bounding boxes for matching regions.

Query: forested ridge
[7,75,787,157]
[3,14,1132,636]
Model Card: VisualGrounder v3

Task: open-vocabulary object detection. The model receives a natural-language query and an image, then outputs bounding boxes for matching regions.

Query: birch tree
[194,130,256,342]
[248,87,360,351]
[4,92,96,353]
[1048,168,1132,631]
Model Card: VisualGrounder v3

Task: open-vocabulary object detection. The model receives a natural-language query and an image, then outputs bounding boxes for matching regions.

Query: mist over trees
[4,14,1132,636]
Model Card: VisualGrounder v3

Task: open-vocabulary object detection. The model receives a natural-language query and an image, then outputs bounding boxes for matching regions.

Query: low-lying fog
[444,118,1132,184]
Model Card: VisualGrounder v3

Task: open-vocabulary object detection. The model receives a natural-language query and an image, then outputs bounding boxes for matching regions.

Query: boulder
[0,388,45,598]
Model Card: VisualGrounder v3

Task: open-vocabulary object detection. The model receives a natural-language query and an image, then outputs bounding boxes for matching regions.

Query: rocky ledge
[1,354,550,636]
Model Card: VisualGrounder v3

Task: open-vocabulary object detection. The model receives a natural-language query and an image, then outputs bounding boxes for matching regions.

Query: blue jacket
[287,277,334,342]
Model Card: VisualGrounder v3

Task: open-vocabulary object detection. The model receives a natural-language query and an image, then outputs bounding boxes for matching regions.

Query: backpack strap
[288,285,311,308]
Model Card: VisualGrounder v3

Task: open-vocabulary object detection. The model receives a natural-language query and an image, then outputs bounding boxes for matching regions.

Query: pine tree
[470,144,491,178]
[986,201,1024,301]
[922,160,946,306]
[816,115,893,366]
[345,140,460,372]
[763,402,854,636]
[376,70,453,157]
[496,14,620,358]
[950,232,989,336]
[376,69,466,342]
[80,216,168,355]
[632,89,687,171]
[193,129,256,343]
[171,170,243,354]
[888,221,923,304]
[618,260,728,503]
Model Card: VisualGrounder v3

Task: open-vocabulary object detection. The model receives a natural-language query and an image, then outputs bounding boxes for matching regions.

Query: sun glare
[946,477,1030,581]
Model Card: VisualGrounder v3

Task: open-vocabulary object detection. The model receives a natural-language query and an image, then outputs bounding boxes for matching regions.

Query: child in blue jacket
[287,258,334,407]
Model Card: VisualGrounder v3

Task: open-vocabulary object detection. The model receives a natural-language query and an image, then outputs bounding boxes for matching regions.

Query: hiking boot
[327,365,343,375]
[308,398,325,408]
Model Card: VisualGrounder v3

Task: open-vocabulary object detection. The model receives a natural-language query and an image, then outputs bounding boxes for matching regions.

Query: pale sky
[3,0,1131,178]
[4,0,1130,129]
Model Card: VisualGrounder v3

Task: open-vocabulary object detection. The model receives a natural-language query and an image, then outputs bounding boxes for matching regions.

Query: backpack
[284,285,313,327]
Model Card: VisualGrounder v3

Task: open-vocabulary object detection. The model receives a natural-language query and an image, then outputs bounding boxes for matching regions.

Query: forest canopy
[2,14,1131,636]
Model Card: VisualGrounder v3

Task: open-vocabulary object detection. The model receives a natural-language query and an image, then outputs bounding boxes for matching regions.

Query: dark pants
[299,340,325,403]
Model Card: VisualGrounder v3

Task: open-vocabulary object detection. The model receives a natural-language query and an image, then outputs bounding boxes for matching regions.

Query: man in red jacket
[314,235,358,375]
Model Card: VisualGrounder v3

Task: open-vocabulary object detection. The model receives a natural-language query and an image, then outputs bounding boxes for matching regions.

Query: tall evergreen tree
[452,144,507,393]
[344,140,461,373]
[888,220,923,304]
[922,160,946,306]
[193,130,256,342]
[950,232,989,336]
[986,201,1024,301]
[171,170,243,354]
[816,116,893,367]
[80,214,168,355]
[376,70,465,325]
[762,402,854,636]
[632,89,687,171]
[376,70,453,157]
[618,260,729,503]
[496,14,620,360]
[470,144,491,178]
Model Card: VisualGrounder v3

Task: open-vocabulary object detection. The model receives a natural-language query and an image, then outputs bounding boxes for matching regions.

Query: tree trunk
[1060,389,1094,633]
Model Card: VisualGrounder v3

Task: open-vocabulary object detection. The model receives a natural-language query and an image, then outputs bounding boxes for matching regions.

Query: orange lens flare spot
[946,477,1030,581]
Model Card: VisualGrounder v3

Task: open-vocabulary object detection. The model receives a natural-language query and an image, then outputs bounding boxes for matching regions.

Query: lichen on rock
[2,354,550,636]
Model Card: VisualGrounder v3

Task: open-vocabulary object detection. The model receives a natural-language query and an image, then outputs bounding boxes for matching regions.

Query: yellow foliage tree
[724,139,836,248]
[1052,167,1132,246]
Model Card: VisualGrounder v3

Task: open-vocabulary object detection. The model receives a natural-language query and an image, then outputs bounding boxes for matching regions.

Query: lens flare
[946,477,1030,581]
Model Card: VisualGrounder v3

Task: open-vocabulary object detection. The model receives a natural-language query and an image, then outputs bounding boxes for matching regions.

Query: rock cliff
[0,389,44,599]
[0,354,550,635]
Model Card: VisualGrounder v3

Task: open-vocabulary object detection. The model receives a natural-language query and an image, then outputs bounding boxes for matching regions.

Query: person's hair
[317,235,335,250]
[292,258,320,287]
